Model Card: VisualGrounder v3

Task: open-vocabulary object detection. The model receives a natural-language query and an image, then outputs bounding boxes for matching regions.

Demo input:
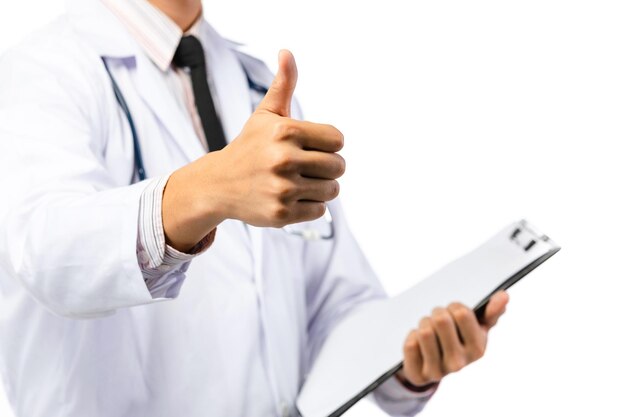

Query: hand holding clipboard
[297,220,560,417]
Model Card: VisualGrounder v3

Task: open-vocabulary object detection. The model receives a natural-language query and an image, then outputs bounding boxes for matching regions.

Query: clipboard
[296,220,560,417]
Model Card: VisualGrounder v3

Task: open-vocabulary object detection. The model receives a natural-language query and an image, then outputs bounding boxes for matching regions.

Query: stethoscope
[102,58,334,240]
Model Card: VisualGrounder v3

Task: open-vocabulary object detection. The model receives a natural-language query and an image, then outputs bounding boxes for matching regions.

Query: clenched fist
[397,291,509,391]
[162,50,345,251]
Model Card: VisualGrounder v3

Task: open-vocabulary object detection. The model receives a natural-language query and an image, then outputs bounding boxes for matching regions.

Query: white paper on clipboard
[296,220,560,417]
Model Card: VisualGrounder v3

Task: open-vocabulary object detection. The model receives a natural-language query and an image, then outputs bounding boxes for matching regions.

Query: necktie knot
[173,35,206,69]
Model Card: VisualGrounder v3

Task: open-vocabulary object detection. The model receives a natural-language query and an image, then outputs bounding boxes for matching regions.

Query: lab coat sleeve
[0,48,180,319]
[303,200,434,415]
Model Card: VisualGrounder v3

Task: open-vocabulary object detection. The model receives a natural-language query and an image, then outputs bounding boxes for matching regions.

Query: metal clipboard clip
[509,219,553,252]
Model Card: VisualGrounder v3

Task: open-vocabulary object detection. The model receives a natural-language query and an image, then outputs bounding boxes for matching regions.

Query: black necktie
[173,35,228,152]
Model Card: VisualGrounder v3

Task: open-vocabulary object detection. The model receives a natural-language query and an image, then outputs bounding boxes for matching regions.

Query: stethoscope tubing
[102,58,147,181]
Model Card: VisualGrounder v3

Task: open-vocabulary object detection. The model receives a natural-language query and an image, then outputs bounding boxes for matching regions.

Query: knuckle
[445,356,467,373]
[273,120,299,141]
[418,317,432,331]
[431,306,445,316]
[432,312,452,328]
[417,326,434,341]
[472,343,486,360]
[432,315,446,328]
[404,332,419,352]
[423,366,442,381]
[452,306,472,322]
[270,149,296,174]
[448,302,465,312]
[275,181,296,202]
[271,203,291,224]
[404,339,419,353]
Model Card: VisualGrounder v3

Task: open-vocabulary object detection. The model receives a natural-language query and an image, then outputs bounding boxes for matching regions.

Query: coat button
[280,401,290,417]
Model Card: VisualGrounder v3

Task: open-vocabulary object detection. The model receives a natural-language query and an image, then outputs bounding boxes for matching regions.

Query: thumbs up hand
[223,49,346,225]
[162,50,345,252]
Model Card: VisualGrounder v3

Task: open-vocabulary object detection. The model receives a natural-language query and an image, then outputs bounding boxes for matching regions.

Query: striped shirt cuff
[137,175,215,274]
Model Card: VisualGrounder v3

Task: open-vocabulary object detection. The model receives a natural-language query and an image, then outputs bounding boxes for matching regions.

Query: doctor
[0,0,508,416]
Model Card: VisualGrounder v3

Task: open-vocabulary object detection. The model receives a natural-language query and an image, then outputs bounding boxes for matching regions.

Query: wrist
[395,370,438,393]
[162,167,225,252]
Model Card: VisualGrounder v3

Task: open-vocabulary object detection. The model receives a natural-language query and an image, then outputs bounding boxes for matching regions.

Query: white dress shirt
[0,0,435,416]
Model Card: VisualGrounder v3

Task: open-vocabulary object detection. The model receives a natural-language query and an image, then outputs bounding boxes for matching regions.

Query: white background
[1,0,625,416]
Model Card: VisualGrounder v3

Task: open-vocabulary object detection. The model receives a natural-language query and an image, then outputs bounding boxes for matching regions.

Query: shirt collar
[100,0,203,71]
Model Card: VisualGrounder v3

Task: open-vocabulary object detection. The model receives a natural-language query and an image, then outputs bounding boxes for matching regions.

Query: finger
[481,291,509,329]
[288,201,326,224]
[431,307,466,373]
[402,329,425,383]
[257,49,298,117]
[299,151,346,180]
[448,302,486,362]
[417,317,444,382]
[296,178,340,202]
[291,120,344,153]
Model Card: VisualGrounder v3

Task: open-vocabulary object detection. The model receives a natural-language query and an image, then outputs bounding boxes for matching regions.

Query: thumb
[257,49,298,117]
[481,291,509,329]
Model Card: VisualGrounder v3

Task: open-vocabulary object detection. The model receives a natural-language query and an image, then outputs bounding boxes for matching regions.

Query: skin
[148,0,202,31]
[155,1,509,390]
[397,291,508,389]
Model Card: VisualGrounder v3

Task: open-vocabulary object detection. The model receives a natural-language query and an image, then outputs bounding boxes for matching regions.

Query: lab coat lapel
[197,24,266,274]
[68,0,205,163]
[133,54,206,162]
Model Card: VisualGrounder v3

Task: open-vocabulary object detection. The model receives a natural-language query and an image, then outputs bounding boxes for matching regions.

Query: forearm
[161,152,226,253]
[139,176,216,298]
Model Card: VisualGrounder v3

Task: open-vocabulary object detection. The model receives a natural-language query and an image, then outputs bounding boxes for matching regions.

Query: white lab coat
[0,1,428,416]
